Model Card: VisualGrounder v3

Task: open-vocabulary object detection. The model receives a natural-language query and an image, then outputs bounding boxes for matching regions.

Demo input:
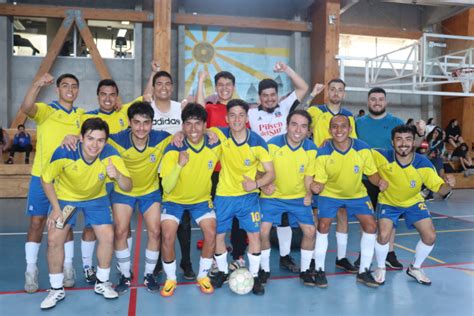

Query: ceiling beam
[340,24,423,39]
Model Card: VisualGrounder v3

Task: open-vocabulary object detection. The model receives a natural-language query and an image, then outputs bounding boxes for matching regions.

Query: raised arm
[274,61,309,101]
[21,73,55,117]
[143,60,160,99]
[297,83,325,110]
[196,71,209,106]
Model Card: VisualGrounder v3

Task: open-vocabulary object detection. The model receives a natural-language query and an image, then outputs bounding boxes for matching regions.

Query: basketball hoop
[451,67,474,93]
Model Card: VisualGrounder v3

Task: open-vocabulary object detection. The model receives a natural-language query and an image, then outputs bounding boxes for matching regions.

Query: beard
[396,146,414,157]
[368,107,386,116]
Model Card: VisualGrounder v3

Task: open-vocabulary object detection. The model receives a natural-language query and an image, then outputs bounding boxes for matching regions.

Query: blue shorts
[260,198,314,226]
[26,176,50,216]
[311,194,319,209]
[318,196,374,219]
[161,201,216,224]
[214,193,261,234]
[57,196,113,227]
[377,202,431,229]
[110,190,162,215]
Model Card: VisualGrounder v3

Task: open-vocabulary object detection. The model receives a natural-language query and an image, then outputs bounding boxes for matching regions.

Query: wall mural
[184,26,291,104]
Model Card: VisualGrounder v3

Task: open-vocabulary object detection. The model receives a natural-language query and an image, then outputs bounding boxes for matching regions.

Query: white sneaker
[228,257,246,272]
[24,270,39,293]
[372,268,386,285]
[40,288,65,309]
[407,264,432,285]
[63,266,76,288]
[94,281,119,299]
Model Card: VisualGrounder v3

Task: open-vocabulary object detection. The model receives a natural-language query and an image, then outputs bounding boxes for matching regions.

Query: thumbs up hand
[106,158,118,179]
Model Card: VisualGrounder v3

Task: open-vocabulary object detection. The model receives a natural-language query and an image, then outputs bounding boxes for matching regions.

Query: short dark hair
[152,71,173,86]
[182,103,207,122]
[258,79,278,95]
[329,114,350,126]
[81,118,109,139]
[328,78,346,88]
[17,124,25,129]
[56,73,79,87]
[127,101,154,121]
[368,87,386,97]
[214,71,235,86]
[391,124,416,140]
[97,79,119,95]
[287,109,312,128]
[226,99,249,113]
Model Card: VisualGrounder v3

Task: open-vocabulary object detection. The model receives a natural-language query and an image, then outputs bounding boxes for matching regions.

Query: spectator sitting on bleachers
[0,127,10,155]
[5,124,33,164]
[445,119,464,148]
[451,142,474,176]
[425,118,436,135]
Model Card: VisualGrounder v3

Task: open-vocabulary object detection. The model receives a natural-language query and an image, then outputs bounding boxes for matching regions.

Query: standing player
[108,101,171,294]
[307,79,358,273]
[311,114,387,288]
[259,110,317,286]
[248,61,309,273]
[21,73,84,293]
[210,99,275,295]
[40,118,132,309]
[159,103,220,296]
[372,125,455,285]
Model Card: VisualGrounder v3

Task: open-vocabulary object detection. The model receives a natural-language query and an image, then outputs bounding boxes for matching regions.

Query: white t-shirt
[151,100,182,135]
[248,91,298,141]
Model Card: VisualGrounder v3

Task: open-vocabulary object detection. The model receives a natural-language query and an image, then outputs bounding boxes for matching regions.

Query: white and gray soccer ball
[229,268,254,295]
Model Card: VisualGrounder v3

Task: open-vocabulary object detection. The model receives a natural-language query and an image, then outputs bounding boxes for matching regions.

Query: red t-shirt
[206,102,228,128]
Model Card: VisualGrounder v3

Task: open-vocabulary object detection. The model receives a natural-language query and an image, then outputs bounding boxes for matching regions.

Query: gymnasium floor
[0,190,473,315]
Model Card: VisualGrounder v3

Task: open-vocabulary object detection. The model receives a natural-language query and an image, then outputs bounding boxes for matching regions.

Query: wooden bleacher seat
[0,164,31,198]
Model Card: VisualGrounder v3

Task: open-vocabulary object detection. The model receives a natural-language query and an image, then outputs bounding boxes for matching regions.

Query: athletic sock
[260,248,271,272]
[214,252,229,274]
[163,260,177,280]
[25,242,40,273]
[197,257,213,279]
[375,240,389,269]
[115,248,131,278]
[315,231,328,271]
[64,240,74,268]
[335,232,348,260]
[413,240,434,268]
[247,252,261,277]
[81,239,96,269]
[276,226,292,257]
[359,232,376,273]
[300,249,313,272]
[144,249,159,276]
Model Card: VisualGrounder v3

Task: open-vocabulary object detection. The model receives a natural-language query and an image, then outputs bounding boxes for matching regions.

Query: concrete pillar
[133,4,143,98]
[177,7,186,101]
[0,0,11,126]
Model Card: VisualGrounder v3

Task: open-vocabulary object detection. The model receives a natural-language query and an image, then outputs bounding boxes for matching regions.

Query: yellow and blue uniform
[42,143,129,226]
[260,134,316,226]
[211,127,272,234]
[314,138,377,218]
[307,105,357,147]
[160,136,221,224]
[81,109,128,134]
[372,149,445,229]
[26,101,84,216]
[108,129,171,214]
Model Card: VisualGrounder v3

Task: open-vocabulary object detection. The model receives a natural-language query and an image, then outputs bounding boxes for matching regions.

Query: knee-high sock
[25,242,40,272]
[277,226,292,257]
[375,241,389,269]
[335,232,348,260]
[315,231,328,271]
[81,239,96,268]
[359,232,376,273]
[413,240,434,268]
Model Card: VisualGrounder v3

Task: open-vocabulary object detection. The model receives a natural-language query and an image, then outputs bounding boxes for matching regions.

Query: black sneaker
[335,258,358,274]
[425,192,434,201]
[356,268,379,288]
[354,254,361,270]
[115,274,131,295]
[258,269,270,285]
[153,261,163,276]
[252,276,265,295]
[180,262,196,280]
[210,271,228,288]
[83,265,97,283]
[144,274,160,293]
[386,251,403,270]
[300,270,316,286]
[279,255,299,273]
[314,268,328,288]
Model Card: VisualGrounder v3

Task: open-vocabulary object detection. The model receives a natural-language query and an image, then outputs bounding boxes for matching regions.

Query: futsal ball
[229,268,254,295]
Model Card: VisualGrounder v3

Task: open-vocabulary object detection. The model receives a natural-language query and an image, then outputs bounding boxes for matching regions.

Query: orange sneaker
[160,279,177,297]
[197,276,214,294]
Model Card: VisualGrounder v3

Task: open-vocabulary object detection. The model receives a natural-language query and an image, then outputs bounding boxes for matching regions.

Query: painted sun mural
[185,26,291,103]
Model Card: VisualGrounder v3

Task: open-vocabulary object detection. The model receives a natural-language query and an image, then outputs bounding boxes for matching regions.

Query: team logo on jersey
[244,159,251,166]
[354,165,360,173]
[119,118,125,127]
[150,154,156,162]
[257,117,262,121]
[208,160,214,169]
[275,111,282,118]
[299,165,305,173]
[410,180,416,188]
[72,165,78,171]
[98,173,105,181]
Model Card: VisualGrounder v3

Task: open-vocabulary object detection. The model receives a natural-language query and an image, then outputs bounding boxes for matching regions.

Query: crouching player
[372,125,455,285]
[40,118,132,309]
[159,103,220,296]
[259,110,317,286]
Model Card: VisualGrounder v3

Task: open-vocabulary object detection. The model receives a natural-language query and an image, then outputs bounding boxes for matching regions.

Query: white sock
[197,257,213,279]
[315,231,328,271]
[335,232,348,260]
[359,232,376,273]
[163,260,177,280]
[375,241,389,269]
[81,240,96,268]
[300,249,313,272]
[247,252,261,277]
[127,237,133,252]
[277,226,292,257]
[260,248,271,272]
[64,240,74,268]
[96,267,110,283]
[144,249,159,276]
[413,240,434,268]
[25,242,40,273]
[50,273,64,289]
[115,248,131,278]
[215,252,229,274]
